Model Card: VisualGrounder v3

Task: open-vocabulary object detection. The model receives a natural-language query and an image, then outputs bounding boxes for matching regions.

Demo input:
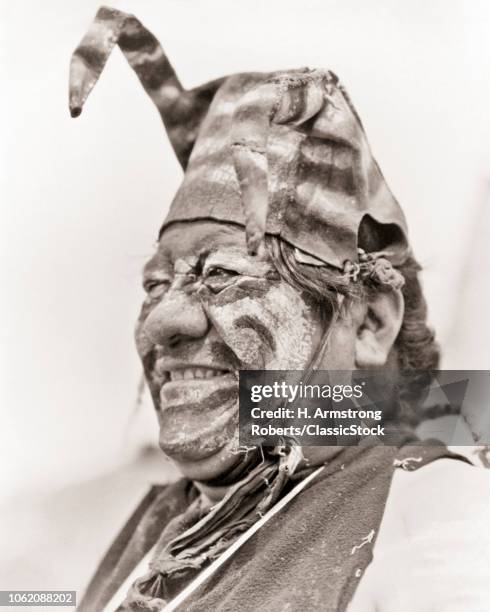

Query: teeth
[169,368,228,382]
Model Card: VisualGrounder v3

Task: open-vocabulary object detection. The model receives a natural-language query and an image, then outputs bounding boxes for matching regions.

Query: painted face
[135,221,324,481]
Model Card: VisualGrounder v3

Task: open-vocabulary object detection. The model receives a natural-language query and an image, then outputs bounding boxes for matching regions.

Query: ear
[355,289,404,368]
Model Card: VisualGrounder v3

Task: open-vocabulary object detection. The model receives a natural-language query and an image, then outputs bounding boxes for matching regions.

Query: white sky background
[1,0,490,499]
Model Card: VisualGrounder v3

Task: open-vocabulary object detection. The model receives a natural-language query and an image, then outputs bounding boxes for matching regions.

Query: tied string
[342,249,405,290]
[120,447,305,611]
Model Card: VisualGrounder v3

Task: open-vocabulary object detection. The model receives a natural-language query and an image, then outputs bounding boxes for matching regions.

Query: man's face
[135,221,326,480]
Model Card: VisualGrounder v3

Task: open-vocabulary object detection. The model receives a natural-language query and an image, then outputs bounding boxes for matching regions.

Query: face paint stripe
[234,314,276,352]
[209,342,241,371]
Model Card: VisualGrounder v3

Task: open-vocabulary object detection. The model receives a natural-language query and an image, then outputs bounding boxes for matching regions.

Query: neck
[194,481,230,503]
[192,447,262,499]
[193,445,345,502]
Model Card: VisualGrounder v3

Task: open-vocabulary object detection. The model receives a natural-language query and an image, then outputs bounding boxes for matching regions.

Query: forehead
[144,221,255,273]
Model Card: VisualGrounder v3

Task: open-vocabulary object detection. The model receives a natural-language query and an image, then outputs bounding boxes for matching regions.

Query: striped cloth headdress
[70,6,410,274]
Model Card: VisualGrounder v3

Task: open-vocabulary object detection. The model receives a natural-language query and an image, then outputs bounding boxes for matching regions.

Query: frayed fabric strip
[160,466,325,612]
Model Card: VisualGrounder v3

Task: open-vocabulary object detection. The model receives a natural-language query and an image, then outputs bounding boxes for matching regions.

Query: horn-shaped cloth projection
[69,6,224,167]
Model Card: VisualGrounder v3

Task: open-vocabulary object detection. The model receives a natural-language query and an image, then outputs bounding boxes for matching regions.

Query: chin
[165,436,243,482]
[153,369,241,481]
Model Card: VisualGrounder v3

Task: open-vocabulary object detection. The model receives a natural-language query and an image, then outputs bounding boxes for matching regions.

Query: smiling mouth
[155,364,238,462]
[159,367,236,397]
[167,367,231,382]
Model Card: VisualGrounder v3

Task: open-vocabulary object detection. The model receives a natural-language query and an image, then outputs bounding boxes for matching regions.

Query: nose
[143,287,209,349]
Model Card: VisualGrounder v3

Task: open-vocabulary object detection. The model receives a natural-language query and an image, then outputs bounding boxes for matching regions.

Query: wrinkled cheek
[134,318,151,359]
[204,299,267,368]
[134,318,163,405]
[264,286,320,369]
[203,286,319,370]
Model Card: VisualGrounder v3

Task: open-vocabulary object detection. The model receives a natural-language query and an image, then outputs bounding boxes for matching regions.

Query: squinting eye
[206,266,239,278]
[203,266,240,293]
[143,279,170,299]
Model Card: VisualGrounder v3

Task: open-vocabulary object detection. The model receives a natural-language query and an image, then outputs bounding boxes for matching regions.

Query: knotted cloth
[117,447,302,610]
